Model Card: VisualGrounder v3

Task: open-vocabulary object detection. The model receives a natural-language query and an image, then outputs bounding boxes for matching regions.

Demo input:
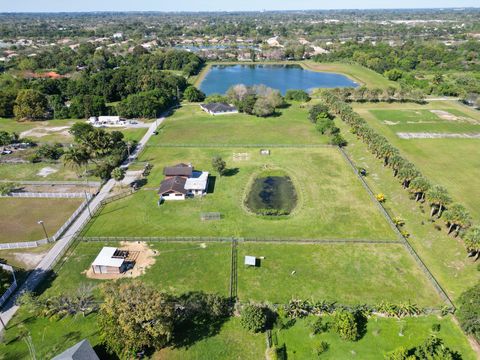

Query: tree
[426,185,452,218]
[464,226,480,259]
[397,163,419,189]
[98,281,175,359]
[41,284,97,320]
[456,283,480,341]
[240,304,268,333]
[442,203,471,235]
[111,167,125,181]
[35,143,64,160]
[183,86,205,102]
[309,103,332,123]
[329,133,347,147]
[63,146,89,173]
[285,89,311,102]
[332,310,359,341]
[0,90,17,118]
[409,177,431,202]
[384,347,413,360]
[69,95,107,119]
[384,69,404,81]
[13,89,50,120]
[212,156,226,176]
[253,96,275,117]
[0,182,18,195]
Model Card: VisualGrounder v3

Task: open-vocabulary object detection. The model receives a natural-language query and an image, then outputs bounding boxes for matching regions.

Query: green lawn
[275,315,477,360]
[337,118,479,303]
[148,103,327,146]
[0,198,83,243]
[0,162,83,181]
[237,243,442,306]
[354,101,480,221]
[84,147,396,240]
[303,61,397,89]
[154,318,265,360]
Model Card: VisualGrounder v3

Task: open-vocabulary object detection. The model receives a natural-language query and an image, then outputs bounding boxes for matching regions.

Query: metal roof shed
[245,256,257,266]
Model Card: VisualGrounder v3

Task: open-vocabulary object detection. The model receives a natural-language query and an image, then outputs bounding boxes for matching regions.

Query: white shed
[91,247,126,274]
[244,256,257,266]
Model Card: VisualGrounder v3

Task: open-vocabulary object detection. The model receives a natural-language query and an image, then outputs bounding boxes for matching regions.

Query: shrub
[183,86,206,102]
[431,323,441,332]
[376,193,386,203]
[329,133,347,147]
[240,304,268,333]
[332,310,359,341]
[111,167,125,181]
[310,317,327,335]
[0,182,18,195]
[456,282,480,341]
[285,89,311,102]
[315,341,329,356]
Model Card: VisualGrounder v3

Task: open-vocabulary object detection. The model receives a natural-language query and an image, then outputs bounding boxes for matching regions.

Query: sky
[0,0,478,12]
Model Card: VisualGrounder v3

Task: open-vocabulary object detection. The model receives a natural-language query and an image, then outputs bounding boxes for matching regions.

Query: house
[200,103,238,116]
[159,163,209,200]
[52,339,99,360]
[91,247,129,274]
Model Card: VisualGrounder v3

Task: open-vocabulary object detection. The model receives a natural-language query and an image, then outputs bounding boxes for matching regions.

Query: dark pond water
[245,176,297,215]
[199,64,358,95]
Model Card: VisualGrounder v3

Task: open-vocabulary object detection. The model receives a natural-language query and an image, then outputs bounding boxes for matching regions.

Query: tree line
[320,90,480,261]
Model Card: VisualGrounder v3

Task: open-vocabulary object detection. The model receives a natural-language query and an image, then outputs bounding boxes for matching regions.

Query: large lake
[199,64,358,95]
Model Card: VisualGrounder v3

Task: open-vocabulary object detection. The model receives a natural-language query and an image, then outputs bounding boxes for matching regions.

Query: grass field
[149,103,326,146]
[275,315,477,360]
[337,118,479,303]
[84,147,396,240]
[50,241,231,296]
[302,61,397,89]
[354,101,480,221]
[0,198,83,243]
[237,243,442,306]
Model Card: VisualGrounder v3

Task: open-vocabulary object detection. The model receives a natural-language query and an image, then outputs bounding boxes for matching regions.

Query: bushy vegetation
[384,335,462,360]
[240,304,270,333]
[456,283,480,342]
[285,89,311,102]
[226,84,284,117]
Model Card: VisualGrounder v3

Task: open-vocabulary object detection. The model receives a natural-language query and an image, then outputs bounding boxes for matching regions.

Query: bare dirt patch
[14,251,48,268]
[383,120,399,126]
[20,126,71,139]
[430,110,477,124]
[397,132,480,139]
[233,152,250,161]
[85,241,157,280]
[36,166,58,177]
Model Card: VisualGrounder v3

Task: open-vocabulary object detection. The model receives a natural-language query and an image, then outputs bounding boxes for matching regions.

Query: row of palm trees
[321,90,480,259]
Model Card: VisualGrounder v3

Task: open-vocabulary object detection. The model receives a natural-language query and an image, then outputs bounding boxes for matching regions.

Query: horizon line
[1,7,480,14]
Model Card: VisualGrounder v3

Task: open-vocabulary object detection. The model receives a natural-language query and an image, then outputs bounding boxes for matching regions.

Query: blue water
[199,64,358,95]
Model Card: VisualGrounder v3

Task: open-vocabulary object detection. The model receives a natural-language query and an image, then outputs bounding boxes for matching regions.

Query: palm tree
[426,185,452,218]
[389,155,406,177]
[409,177,431,202]
[63,146,89,172]
[464,226,480,260]
[397,163,419,188]
[443,204,471,235]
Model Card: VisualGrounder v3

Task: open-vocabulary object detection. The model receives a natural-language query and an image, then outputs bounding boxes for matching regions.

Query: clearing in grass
[83,147,396,240]
[236,243,443,306]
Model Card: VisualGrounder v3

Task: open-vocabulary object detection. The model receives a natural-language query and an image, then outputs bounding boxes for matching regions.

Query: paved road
[0,117,164,329]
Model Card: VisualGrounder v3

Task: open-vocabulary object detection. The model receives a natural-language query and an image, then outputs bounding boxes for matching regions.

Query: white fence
[0,197,92,250]
[0,264,17,307]
[2,192,87,199]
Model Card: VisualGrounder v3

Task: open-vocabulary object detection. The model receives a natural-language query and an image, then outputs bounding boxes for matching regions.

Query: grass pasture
[84,146,396,240]
[354,101,480,220]
[149,103,327,146]
[275,315,477,360]
[237,243,442,306]
[0,198,83,243]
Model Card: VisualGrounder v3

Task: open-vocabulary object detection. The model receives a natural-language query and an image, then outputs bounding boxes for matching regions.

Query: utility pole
[37,220,49,242]
[84,190,92,217]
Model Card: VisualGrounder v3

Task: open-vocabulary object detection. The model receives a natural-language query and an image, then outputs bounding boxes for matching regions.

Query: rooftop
[185,171,209,191]
[164,163,193,177]
[159,176,188,195]
[91,247,125,268]
[200,102,237,114]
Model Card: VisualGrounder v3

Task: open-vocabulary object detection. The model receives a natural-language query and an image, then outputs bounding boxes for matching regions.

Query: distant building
[87,116,126,126]
[52,339,99,360]
[200,103,238,116]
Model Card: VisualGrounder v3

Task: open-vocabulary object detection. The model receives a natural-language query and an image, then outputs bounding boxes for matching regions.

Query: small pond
[199,64,358,95]
[245,174,297,216]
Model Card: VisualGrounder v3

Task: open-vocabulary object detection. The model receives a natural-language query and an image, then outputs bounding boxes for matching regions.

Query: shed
[52,339,99,360]
[91,247,127,274]
[245,256,257,266]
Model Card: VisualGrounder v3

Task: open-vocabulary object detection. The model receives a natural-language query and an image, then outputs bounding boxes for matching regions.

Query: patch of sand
[20,126,71,139]
[233,152,250,161]
[430,110,477,124]
[37,166,58,177]
[383,120,399,125]
[397,132,480,139]
[85,241,157,280]
[14,251,47,268]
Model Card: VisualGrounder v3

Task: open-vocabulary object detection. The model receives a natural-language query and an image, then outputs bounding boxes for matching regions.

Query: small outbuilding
[91,247,128,274]
[245,256,258,267]
[52,339,99,360]
[200,102,238,115]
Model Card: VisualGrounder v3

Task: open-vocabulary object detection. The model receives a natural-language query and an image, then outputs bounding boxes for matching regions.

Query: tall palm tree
[426,185,452,218]
[389,155,406,177]
[464,226,480,260]
[443,204,471,235]
[409,177,431,202]
[63,146,89,173]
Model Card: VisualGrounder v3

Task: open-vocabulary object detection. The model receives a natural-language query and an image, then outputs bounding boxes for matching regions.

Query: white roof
[91,247,124,268]
[185,171,209,191]
[245,256,256,266]
[98,116,121,122]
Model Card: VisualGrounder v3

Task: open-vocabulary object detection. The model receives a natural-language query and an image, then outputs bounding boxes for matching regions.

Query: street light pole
[37,220,49,242]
